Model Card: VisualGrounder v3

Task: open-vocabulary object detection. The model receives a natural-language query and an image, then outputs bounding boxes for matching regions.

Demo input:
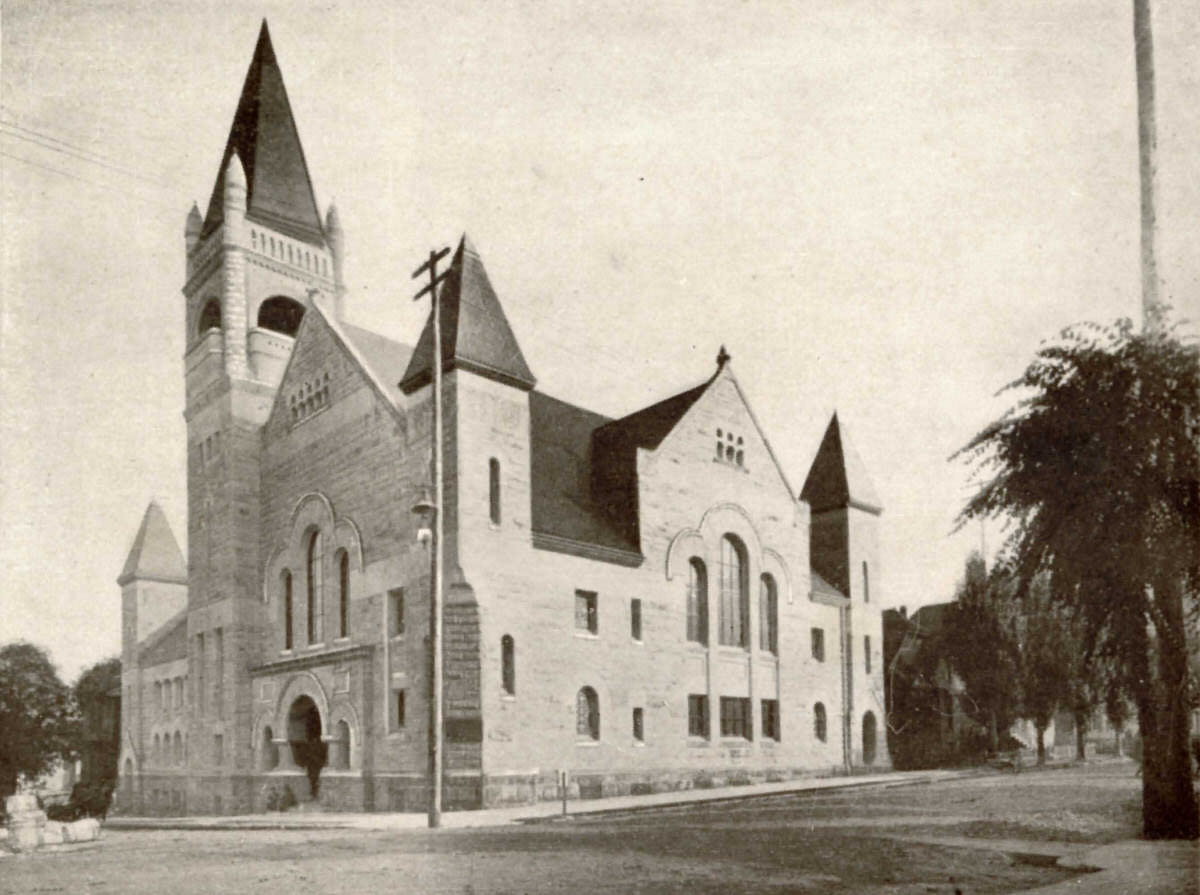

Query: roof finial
[716,345,731,369]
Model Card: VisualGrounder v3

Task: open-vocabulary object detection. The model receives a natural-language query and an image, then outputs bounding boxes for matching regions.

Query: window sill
[390,633,406,642]
[575,739,600,747]
[631,638,643,646]
[279,649,294,657]
[720,737,753,745]
[573,631,599,640]
[687,737,711,747]
[333,636,351,645]
[304,642,325,651]
[633,740,646,747]
[500,694,516,702]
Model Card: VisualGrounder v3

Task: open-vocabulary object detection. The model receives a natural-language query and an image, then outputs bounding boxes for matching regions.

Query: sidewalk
[105,768,964,832]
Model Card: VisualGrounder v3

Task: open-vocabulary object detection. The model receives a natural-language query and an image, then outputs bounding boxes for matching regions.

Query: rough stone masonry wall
[451,370,856,806]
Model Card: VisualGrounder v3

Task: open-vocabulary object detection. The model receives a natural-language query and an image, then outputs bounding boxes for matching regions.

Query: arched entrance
[287,696,327,797]
[862,711,877,766]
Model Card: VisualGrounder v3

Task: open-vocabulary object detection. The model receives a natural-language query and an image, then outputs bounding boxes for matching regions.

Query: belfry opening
[287,696,326,797]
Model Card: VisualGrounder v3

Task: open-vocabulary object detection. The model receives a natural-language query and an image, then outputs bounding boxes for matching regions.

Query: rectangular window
[864,635,872,674]
[862,561,870,603]
[392,689,406,730]
[389,588,405,637]
[811,627,825,662]
[212,733,223,766]
[632,707,644,742]
[196,633,205,717]
[575,590,598,634]
[687,694,709,738]
[719,696,752,740]
[630,599,642,641]
[214,627,224,709]
[489,458,501,525]
[761,699,780,741]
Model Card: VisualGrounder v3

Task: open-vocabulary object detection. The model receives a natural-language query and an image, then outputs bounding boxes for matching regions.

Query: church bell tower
[179,20,344,802]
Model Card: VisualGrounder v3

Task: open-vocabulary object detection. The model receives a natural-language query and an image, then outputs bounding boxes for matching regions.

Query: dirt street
[1,763,1144,894]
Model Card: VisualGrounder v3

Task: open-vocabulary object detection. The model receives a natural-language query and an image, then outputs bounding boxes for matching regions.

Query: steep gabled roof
[118,502,186,586]
[528,391,638,556]
[336,320,413,409]
[800,413,882,515]
[201,20,325,245]
[138,610,189,666]
[399,236,536,394]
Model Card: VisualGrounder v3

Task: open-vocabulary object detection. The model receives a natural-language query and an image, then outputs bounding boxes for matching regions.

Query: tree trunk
[1036,724,1046,766]
[1075,711,1088,762]
[1114,724,1123,758]
[1141,578,1199,839]
[988,710,999,754]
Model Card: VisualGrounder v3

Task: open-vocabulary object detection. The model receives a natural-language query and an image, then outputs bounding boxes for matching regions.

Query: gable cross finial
[716,345,731,369]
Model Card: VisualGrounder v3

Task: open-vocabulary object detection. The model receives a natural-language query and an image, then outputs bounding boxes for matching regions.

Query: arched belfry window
[198,299,222,335]
[718,535,749,648]
[282,570,293,650]
[306,531,322,644]
[258,296,305,337]
[336,550,350,639]
[501,635,515,695]
[686,558,708,645]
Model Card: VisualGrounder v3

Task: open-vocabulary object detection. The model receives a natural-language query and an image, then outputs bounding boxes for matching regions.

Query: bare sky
[2,0,1198,681]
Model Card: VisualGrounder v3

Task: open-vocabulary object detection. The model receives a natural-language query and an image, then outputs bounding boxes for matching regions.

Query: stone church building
[116,22,889,815]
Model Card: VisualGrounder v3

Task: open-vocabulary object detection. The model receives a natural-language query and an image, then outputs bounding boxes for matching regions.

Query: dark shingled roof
[589,376,714,546]
[800,413,882,514]
[119,502,186,586]
[528,391,638,554]
[201,21,325,245]
[400,236,536,394]
[336,319,413,409]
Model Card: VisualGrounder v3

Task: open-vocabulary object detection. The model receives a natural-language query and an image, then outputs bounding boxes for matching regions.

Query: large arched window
[501,635,515,695]
[336,549,350,639]
[576,687,599,740]
[686,558,708,645]
[814,703,827,742]
[759,573,778,655]
[306,531,322,644]
[718,535,749,648]
[282,570,294,650]
[198,299,221,335]
[257,296,305,336]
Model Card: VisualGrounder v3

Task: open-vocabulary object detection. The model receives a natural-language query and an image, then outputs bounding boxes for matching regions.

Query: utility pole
[1133,0,1162,331]
[413,245,450,829]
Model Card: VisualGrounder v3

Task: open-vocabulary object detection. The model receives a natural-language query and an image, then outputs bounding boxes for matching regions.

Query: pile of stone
[3,793,101,854]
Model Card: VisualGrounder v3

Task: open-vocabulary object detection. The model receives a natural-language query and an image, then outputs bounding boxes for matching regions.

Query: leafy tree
[942,554,1020,753]
[74,657,121,787]
[0,642,79,797]
[956,320,1199,840]
[1013,573,1066,765]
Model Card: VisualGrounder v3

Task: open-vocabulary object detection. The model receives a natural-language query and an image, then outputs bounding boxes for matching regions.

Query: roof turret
[800,413,882,514]
[399,235,536,393]
[118,502,187,586]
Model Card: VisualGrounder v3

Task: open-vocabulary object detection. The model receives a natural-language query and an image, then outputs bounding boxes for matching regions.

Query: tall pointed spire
[800,413,882,515]
[118,502,187,586]
[400,235,537,394]
[200,20,325,245]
